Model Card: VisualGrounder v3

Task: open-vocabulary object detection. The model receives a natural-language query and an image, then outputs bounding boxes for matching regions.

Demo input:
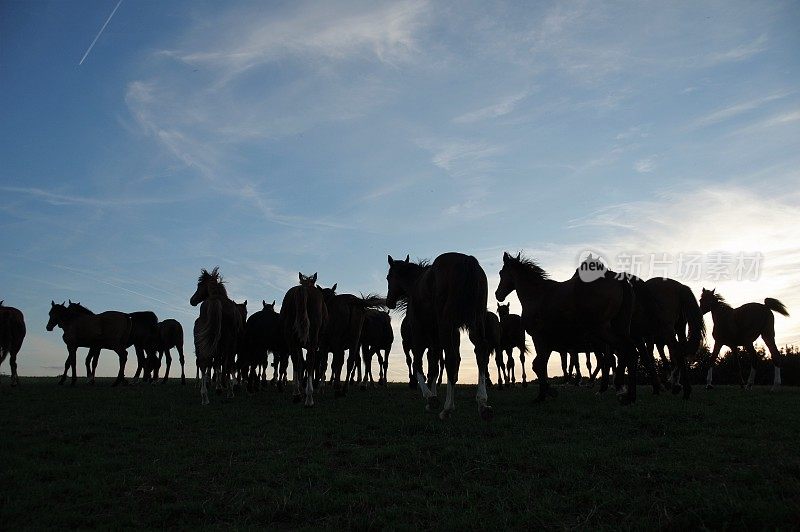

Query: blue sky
[2,0,799,381]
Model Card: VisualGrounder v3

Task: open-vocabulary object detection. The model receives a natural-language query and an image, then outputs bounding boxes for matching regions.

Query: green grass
[2,378,799,529]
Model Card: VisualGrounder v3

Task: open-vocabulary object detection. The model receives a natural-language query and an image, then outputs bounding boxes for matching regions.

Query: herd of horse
[0,251,791,422]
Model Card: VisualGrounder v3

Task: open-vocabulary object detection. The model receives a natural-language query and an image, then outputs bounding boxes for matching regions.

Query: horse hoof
[181,378,186,386]
[427,396,440,410]
[705,384,714,390]
[479,405,494,422]
[439,409,452,420]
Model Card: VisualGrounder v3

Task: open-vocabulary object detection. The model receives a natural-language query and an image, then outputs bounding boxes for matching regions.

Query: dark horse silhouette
[190,267,243,404]
[149,319,185,385]
[239,300,283,392]
[47,301,132,386]
[496,252,639,404]
[360,309,393,387]
[280,273,328,406]
[386,253,492,420]
[0,301,26,386]
[400,314,426,388]
[496,303,528,387]
[700,288,788,391]
[643,277,705,395]
[483,310,503,387]
[318,283,385,395]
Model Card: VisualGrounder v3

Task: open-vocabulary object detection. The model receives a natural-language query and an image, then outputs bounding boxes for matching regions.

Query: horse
[386,253,492,420]
[280,272,328,407]
[483,310,504,388]
[496,252,639,404]
[700,288,789,391]
[149,319,185,384]
[190,267,243,404]
[318,283,385,395]
[0,301,25,386]
[359,309,393,387]
[47,301,132,386]
[642,277,705,394]
[239,300,284,392]
[400,315,423,388]
[128,311,160,383]
[496,303,528,387]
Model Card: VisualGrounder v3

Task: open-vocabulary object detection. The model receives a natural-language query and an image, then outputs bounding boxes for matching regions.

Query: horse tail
[194,300,223,364]
[354,294,388,310]
[459,255,488,336]
[293,287,310,345]
[678,284,705,357]
[765,298,790,317]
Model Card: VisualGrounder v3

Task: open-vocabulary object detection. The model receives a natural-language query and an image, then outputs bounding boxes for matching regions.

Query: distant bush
[644,345,800,386]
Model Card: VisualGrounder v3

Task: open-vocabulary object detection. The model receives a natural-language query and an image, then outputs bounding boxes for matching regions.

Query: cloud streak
[79,0,123,65]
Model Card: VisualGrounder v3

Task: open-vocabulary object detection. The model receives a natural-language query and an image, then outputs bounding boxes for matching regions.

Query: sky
[1,0,799,383]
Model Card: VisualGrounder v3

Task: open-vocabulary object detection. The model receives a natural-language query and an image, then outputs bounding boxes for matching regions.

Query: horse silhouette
[700,288,789,390]
[280,272,327,407]
[239,300,283,392]
[483,310,503,388]
[190,267,243,404]
[359,309,393,387]
[148,319,185,385]
[47,301,132,386]
[0,301,25,386]
[318,284,386,395]
[386,253,492,420]
[496,303,528,387]
[496,252,639,404]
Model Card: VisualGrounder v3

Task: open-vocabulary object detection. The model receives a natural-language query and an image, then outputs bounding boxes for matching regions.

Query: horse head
[497,302,510,317]
[496,252,521,302]
[262,299,276,312]
[699,287,716,314]
[191,267,223,306]
[46,300,67,331]
[299,272,317,287]
[385,254,412,309]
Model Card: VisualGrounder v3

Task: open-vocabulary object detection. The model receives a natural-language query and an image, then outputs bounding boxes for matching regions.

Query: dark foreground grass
[1,378,799,530]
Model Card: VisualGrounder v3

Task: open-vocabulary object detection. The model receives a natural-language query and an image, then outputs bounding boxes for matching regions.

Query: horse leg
[291,348,303,403]
[637,340,661,395]
[744,344,758,390]
[412,344,432,401]
[426,348,441,410]
[439,327,460,419]
[84,350,95,384]
[162,349,173,384]
[9,349,19,386]
[532,345,554,402]
[706,342,722,389]
[132,346,144,383]
[360,345,371,389]
[200,366,210,405]
[619,340,638,405]
[58,347,72,385]
[112,349,128,386]
[519,346,528,387]
[506,348,516,385]
[470,328,492,421]
[764,335,782,391]
[494,348,505,389]
[305,342,317,408]
[559,351,569,383]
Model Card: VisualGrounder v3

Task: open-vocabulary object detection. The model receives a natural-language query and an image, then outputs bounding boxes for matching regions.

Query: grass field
[2,378,799,529]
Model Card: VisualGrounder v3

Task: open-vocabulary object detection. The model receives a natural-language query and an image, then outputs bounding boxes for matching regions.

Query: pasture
[2,379,799,529]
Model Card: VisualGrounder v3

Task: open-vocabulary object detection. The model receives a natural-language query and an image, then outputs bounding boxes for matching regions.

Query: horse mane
[711,292,732,309]
[68,302,94,315]
[511,254,550,280]
[198,267,229,298]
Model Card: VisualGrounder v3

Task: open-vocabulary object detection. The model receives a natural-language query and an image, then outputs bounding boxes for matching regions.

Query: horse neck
[709,300,733,324]
[511,267,552,305]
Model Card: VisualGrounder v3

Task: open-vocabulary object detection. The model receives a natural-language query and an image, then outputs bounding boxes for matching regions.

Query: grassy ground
[1,378,799,530]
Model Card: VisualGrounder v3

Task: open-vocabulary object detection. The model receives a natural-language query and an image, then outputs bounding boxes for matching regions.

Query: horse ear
[243,299,247,306]
[388,255,394,266]
[272,300,276,307]
[298,272,303,282]
[68,299,72,304]
[51,300,55,306]
[405,254,410,263]
[332,283,337,291]
[516,252,521,260]
[711,288,715,294]
[311,273,317,283]
[262,299,267,308]
[503,252,509,263]
[62,301,66,306]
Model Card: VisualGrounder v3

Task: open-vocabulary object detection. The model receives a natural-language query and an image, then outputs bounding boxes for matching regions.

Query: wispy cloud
[687,91,793,129]
[453,91,530,124]
[0,186,179,207]
[634,157,656,173]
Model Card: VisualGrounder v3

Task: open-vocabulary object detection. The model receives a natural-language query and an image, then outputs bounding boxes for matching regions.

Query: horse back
[0,306,26,350]
[65,311,132,348]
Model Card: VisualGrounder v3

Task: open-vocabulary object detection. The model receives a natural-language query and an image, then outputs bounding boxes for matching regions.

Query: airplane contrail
[78,0,123,66]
